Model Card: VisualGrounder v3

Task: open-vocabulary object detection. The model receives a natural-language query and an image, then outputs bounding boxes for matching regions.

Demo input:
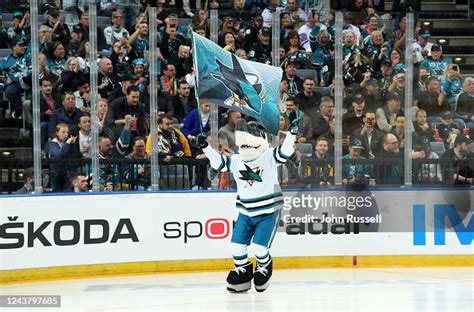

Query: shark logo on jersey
[239,164,263,187]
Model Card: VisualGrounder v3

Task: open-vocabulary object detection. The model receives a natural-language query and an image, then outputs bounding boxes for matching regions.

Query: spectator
[77,40,91,72]
[387,70,405,102]
[376,92,401,133]
[73,76,91,112]
[235,49,248,60]
[248,27,272,64]
[221,32,237,53]
[128,21,149,59]
[23,77,59,133]
[74,10,89,42]
[67,25,83,57]
[78,114,92,158]
[442,64,464,109]
[98,57,120,99]
[61,57,83,92]
[107,71,138,103]
[175,45,193,79]
[390,113,406,150]
[142,81,175,118]
[420,44,450,81]
[153,114,190,161]
[343,93,366,136]
[47,41,68,77]
[455,77,474,134]
[412,139,443,184]
[100,0,117,16]
[311,137,334,186]
[218,110,242,155]
[413,29,433,61]
[97,98,109,136]
[437,112,460,148]
[173,81,197,122]
[104,10,129,47]
[285,60,304,96]
[160,63,178,96]
[131,58,148,93]
[285,97,314,144]
[313,96,334,139]
[38,25,54,53]
[244,14,264,51]
[72,174,89,192]
[416,76,447,118]
[49,92,84,138]
[105,85,146,142]
[413,109,435,143]
[7,10,29,43]
[353,111,384,159]
[160,21,188,63]
[375,133,403,185]
[342,138,372,186]
[262,0,283,28]
[16,168,35,194]
[181,101,211,141]
[41,9,70,46]
[124,137,150,190]
[285,0,308,25]
[362,78,383,111]
[97,125,133,191]
[191,9,209,34]
[320,114,336,154]
[441,134,474,186]
[295,78,322,114]
[2,38,30,119]
[49,122,80,192]
[279,78,290,112]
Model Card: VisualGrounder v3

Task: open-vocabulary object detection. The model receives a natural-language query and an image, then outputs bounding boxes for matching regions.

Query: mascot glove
[196,132,209,149]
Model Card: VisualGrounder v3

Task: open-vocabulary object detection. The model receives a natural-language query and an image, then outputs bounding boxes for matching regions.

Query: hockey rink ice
[1,267,472,311]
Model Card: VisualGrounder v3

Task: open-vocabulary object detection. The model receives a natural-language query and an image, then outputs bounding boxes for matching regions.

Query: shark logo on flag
[211,54,266,114]
[192,32,282,135]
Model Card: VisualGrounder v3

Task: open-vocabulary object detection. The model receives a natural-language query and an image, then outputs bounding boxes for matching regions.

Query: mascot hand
[196,132,209,149]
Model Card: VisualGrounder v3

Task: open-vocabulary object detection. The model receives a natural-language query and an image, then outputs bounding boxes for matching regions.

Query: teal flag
[192,32,282,135]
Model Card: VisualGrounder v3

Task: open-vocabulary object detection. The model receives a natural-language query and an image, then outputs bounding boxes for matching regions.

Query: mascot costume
[197,119,296,292]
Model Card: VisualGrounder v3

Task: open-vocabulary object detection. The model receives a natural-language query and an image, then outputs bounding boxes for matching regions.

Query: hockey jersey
[204,133,295,217]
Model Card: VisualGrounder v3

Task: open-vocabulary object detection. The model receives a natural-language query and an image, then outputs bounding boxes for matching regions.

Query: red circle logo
[205,218,230,239]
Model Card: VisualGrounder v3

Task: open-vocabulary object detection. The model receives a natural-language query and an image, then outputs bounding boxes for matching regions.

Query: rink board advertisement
[0,189,473,271]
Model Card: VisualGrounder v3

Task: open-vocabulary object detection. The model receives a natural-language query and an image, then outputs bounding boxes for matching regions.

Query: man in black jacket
[172,81,196,122]
[352,111,384,159]
[441,134,474,186]
[105,85,146,142]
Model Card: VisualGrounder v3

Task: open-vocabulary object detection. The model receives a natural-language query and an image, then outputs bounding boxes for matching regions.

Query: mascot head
[235,119,269,162]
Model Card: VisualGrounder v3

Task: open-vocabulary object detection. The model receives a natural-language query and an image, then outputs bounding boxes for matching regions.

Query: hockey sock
[231,243,249,266]
[254,244,271,267]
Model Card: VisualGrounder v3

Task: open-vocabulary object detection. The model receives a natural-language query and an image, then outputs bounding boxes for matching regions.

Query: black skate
[226,262,253,293]
[254,257,273,292]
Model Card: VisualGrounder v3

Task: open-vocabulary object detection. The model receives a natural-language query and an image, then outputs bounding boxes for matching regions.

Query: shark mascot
[197,119,296,292]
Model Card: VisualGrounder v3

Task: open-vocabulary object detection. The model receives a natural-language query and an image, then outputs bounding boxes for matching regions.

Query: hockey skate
[226,262,253,293]
[254,257,273,292]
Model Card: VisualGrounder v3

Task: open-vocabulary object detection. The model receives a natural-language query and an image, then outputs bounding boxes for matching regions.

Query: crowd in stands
[0,0,472,193]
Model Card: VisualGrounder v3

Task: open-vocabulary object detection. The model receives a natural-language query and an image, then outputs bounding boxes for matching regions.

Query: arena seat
[430,141,446,157]
[296,69,317,80]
